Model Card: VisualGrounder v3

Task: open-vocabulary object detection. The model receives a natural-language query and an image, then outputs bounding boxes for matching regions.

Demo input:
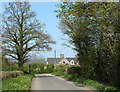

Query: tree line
[55,2,120,87]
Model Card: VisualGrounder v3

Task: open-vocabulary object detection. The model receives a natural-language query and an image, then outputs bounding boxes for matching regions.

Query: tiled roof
[66,58,77,63]
[47,58,63,63]
[26,59,45,63]
[47,57,77,63]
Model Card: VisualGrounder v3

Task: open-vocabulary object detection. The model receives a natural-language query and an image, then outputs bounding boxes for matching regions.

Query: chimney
[60,54,64,58]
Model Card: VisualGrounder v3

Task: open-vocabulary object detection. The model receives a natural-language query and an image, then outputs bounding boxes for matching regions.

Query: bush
[52,71,120,92]
[64,73,79,81]
[2,61,19,71]
[45,66,54,73]
[67,74,74,80]
[44,63,54,73]
[25,62,55,74]
[47,63,54,68]
[67,66,81,75]
[54,64,69,72]
[2,71,24,80]
[23,63,30,74]
[30,62,45,74]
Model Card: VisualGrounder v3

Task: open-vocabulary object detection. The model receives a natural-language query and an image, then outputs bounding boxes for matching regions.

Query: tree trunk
[18,59,24,71]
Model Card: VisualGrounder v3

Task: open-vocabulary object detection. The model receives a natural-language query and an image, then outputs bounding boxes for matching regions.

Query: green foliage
[45,63,54,73]
[46,63,54,68]
[52,71,65,76]
[2,71,24,80]
[67,66,81,75]
[66,74,74,81]
[45,66,54,73]
[55,2,120,87]
[23,63,30,74]
[30,62,45,74]
[2,60,19,71]
[54,64,69,72]
[21,62,56,74]
[28,62,55,74]
[76,77,119,92]
[2,74,34,91]
[52,72,120,92]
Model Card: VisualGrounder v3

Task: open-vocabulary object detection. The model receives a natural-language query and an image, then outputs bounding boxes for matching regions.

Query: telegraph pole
[54,50,56,58]
[54,50,56,69]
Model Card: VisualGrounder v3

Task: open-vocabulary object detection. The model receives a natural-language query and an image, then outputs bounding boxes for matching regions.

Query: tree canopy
[55,2,120,87]
[2,1,55,70]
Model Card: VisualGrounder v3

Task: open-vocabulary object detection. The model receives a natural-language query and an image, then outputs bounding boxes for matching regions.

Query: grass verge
[52,72,120,92]
[2,74,34,91]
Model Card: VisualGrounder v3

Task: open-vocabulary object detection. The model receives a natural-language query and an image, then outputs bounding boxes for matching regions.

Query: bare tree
[2,1,55,70]
[30,53,45,60]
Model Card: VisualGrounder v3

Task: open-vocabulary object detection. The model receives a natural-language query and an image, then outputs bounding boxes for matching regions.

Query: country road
[30,74,96,92]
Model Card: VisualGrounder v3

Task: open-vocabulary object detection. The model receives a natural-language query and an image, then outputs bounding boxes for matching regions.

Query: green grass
[2,74,34,91]
[52,71,65,76]
[76,78,119,92]
[52,72,120,92]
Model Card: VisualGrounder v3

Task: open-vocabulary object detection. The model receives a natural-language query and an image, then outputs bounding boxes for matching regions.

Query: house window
[71,60,74,65]
[63,61,66,64]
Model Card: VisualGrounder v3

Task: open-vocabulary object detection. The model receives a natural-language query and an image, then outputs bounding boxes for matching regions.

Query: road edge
[51,74,99,92]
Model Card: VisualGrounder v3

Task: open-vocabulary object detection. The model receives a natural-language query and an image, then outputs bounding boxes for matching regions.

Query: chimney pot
[60,54,64,58]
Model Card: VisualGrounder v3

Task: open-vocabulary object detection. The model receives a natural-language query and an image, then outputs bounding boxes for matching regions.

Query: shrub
[67,74,73,80]
[67,66,81,75]
[2,61,19,71]
[47,63,54,68]
[64,73,69,78]
[44,63,54,73]
[30,62,45,74]
[45,66,54,73]
[54,64,69,72]
[64,73,79,81]
[52,72,120,92]
[23,63,30,74]
[2,71,24,80]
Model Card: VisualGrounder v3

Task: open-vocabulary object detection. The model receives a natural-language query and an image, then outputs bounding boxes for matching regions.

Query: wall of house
[70,60,75,65]
[59,58,70,65]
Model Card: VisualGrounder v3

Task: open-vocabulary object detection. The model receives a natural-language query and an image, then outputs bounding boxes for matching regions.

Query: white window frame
[70,60,75,65]
[62,61,66,64]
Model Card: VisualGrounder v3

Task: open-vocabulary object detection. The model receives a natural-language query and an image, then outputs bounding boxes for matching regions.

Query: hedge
[2,71,24,80]
[54,64,70,72]
[23,62,55,74]
[67,66,81,75]
[52,72,120,92]
[2,61,19,71]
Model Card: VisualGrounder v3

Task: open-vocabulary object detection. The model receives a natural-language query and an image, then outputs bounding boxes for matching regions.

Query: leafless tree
[2,1,55,70]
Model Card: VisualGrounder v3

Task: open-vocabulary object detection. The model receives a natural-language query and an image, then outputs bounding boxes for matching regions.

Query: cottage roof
[26,59,45,64]
[66,58,77,63]
[47,58,63,63]
[47,57,77,63]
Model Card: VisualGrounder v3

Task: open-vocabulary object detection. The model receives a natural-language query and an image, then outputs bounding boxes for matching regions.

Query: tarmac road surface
[30,74,96,92]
